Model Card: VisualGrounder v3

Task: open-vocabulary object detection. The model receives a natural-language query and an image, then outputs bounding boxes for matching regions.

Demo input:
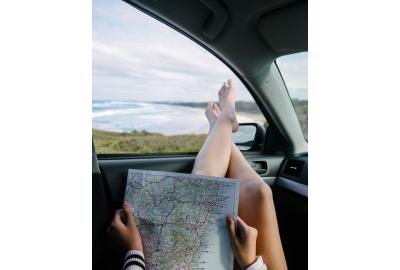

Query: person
[110,79,287,270]
[191,79,287,269]
[109,203,268,270]
[108,203,145,270]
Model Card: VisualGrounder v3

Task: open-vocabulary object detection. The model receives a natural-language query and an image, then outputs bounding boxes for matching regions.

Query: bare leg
[203,103,287,269]
[192,79,286,269]
[228,142,287,270]
[201,103,287,269]
[191,79,238,177]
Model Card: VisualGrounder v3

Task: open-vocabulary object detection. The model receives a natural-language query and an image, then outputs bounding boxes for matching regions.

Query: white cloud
[93,0,307,102]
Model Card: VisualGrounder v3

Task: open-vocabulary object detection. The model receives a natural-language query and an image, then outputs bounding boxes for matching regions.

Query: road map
[124,169,240,270]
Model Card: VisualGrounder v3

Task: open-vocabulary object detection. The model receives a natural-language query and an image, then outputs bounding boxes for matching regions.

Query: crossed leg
[191,79,238,177]
[227,142,287,270]
[192,79,287,270]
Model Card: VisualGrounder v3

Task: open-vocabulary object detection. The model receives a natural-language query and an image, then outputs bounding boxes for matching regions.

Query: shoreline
[93,111,266,135]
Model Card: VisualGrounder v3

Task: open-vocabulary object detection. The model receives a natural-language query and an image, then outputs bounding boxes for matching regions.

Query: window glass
[92,0,266,154]
[276,52,308,140]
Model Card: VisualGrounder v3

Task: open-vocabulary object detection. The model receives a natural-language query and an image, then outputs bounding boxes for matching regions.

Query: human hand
[108,202,143,252]
[226,216,258,269]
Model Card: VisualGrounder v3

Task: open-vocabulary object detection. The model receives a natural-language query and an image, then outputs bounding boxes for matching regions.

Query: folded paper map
[124,169,240,270]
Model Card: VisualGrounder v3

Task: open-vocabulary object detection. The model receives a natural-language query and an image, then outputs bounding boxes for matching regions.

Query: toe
[215,104,221,114]
[224,81,229,89]
[212,103,218,112]
[221,82,227,90]
[206,101,213,113]
[220,86,225,95]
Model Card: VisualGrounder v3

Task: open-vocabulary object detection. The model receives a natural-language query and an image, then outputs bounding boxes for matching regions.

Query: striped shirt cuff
[123,250,145,270]
[245,256,268,270]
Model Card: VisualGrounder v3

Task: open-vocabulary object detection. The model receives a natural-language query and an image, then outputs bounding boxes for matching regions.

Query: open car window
[92,0,266,154]
[276,52,308,141]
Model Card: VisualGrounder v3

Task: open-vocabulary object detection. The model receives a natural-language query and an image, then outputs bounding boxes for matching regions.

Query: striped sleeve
[123,250,146,270]
[245,256,268,270]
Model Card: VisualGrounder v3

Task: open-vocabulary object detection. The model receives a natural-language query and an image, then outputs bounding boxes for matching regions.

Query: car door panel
[98,153,284,210]
[273,155,308,269]
[99,156,196,210]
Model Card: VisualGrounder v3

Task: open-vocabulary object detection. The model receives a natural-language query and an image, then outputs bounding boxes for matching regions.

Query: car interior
[93,0,308,269]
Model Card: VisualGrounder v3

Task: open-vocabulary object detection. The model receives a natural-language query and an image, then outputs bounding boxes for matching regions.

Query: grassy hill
[292,99,308,140]
[93,129,206,154]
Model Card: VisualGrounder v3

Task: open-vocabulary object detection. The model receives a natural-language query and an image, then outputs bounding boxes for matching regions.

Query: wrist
[128,242,143,252]
[241,256,257,269]
[243,256,265,270]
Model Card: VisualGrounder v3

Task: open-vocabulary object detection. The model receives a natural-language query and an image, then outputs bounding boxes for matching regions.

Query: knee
[191,168,203,175]
[191,168,219,178]
[255,183,273,202]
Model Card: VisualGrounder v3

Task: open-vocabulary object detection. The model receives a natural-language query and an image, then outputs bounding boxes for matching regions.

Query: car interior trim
[276,176,308,197]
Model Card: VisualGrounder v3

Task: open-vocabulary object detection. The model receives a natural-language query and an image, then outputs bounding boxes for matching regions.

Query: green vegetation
[93,129,206,154]
[292,99,308,140]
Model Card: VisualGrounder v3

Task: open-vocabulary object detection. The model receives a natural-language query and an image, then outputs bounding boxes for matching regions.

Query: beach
[92,100,266,135]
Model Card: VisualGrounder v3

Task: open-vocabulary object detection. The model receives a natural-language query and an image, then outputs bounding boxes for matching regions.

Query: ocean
[92,100,210,135]
[92,100,259,135]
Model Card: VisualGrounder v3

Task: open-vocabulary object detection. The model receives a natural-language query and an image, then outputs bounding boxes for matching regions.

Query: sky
[92,0,308,102]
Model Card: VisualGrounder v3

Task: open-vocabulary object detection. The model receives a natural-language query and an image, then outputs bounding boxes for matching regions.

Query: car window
[92,0,266,154]
[276,52,308,140]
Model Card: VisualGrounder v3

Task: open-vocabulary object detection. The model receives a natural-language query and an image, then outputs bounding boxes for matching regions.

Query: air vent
[283,159,305,178]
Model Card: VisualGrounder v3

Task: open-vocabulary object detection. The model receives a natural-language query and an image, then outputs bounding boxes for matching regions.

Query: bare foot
[205,101,220,132]
[218,79,239,132]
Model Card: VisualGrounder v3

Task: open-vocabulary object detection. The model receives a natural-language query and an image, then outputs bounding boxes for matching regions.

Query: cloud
[93,0,308,101]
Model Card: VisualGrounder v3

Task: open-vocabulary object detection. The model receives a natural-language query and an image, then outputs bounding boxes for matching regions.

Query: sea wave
[92,102,155,118]
[92,100,139,108]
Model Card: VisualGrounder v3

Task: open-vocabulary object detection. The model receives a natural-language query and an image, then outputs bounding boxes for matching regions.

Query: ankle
[217,113,233,124]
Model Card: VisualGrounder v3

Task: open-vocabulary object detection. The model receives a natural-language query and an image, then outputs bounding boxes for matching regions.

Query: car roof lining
[124,0,307,77]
